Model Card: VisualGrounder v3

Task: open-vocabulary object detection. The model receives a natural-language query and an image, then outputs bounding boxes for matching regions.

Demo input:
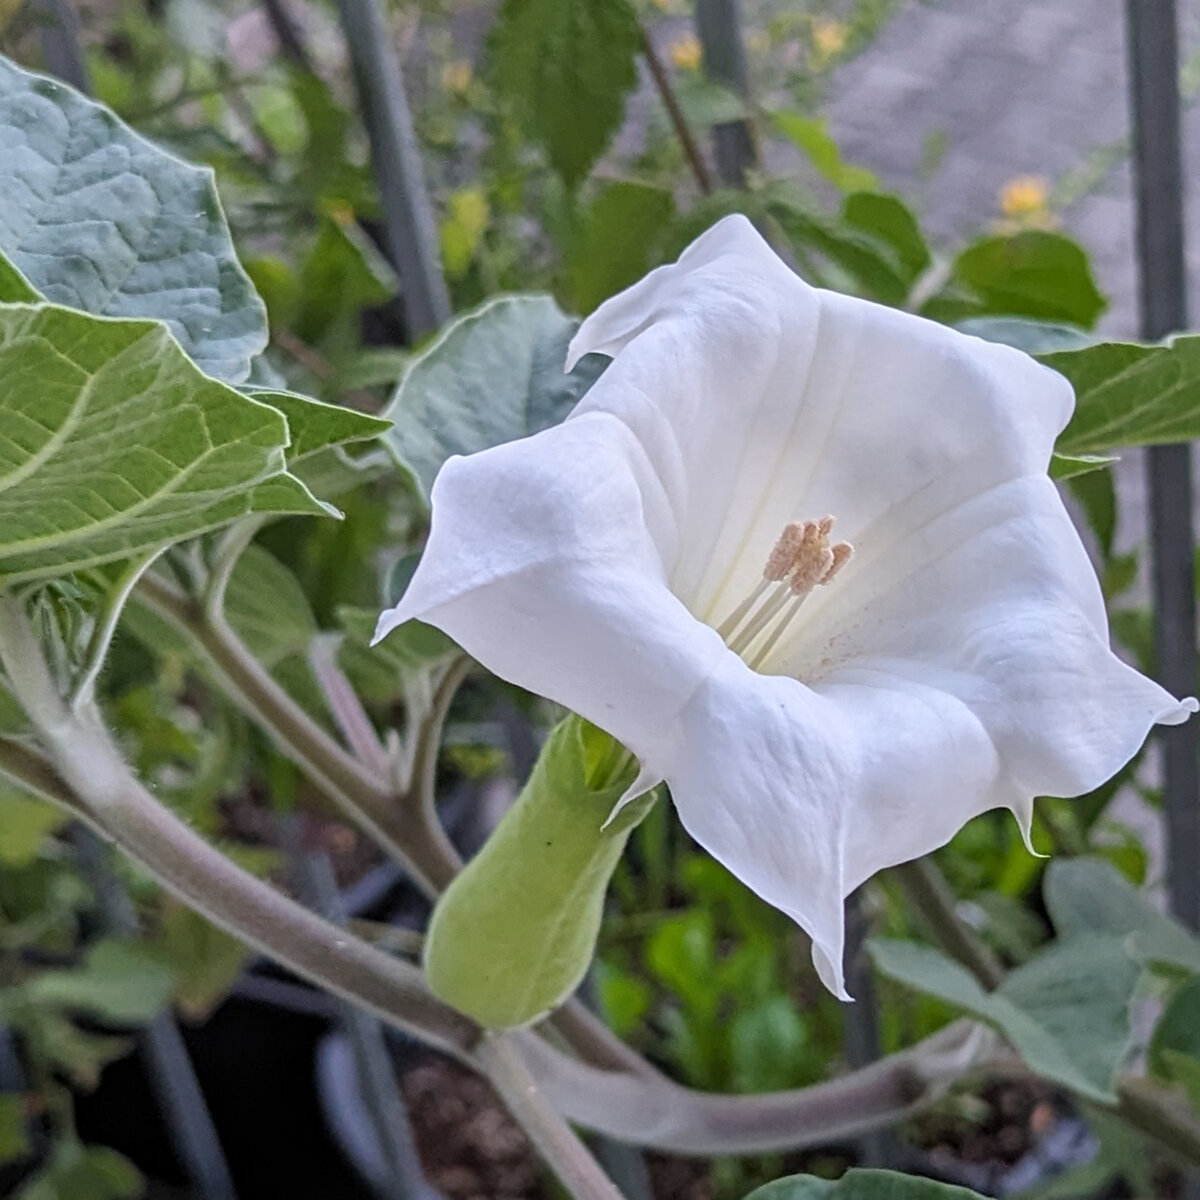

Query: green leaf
[16,1142,141,1200]
[743,1168,989,1200]
[27,939,177,1025]
[0,251,37,303]
[150,902,252,1021]
[1049,453,1116,481]
[1149,974,1200,1110]
[957,316,1093,355]
[842,192,930,279]
[565,181,674,313]
[0,59,266,383]
[0,302,332,586]
[490,0,640,186]
[1045,335,1200,456]
[772,114,879,193]
[338,605,456,705]
[729,994,808,1093]
[246,390,390,464]
[869,936,1137,1102]
[384,295,604,504]
[765,186,911,305]
[926,232,1106,328]
[226,544,318,668]
[1044,856,1200,976]
[424,716,655,1028]
[0,788,69,865]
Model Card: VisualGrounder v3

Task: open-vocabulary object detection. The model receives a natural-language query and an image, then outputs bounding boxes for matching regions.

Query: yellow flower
[811,17,848,65]
[999,175,1050,220]
[441,59,473,95]
[670,34,703,72]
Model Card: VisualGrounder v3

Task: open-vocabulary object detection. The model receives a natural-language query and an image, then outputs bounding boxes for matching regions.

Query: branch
[134,570,452,894]
[638,24,714,195]
[518,1020,992,1156]
[0,595,477,1060]
[476,1035,626,1200]
[890,857,1006,989]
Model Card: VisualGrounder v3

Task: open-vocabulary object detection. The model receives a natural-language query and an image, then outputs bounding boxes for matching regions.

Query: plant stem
[638,24,714,195]
[1117,1077,1200,1170]
[890,856,1006,989]
[135,570,454,894]
[476,1034,626,1200]
[0,595,477,1059]
[134,569,661,1077]
[518,1019,990,1155]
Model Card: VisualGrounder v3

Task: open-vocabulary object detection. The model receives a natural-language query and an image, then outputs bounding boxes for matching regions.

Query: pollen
[718,515,853,668]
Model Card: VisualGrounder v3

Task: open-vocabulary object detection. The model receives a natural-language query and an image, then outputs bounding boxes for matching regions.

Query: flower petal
[566,215,1075,633]
[375,412,726,771]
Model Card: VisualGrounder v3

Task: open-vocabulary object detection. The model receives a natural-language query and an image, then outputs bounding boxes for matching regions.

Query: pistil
[719,517,852,668]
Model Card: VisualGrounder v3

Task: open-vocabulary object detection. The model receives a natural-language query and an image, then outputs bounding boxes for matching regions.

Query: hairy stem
[477,1035,627,1200]
[135,570,452,893]
[890,856,1006,989]
[0,595,477,1059]
[519,1020,991,1156]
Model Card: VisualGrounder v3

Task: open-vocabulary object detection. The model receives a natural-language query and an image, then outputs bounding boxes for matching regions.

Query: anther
[763,521,808,582]
[718,514,854,666]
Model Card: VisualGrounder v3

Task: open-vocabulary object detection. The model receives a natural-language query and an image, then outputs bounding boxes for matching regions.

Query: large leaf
[744,1169,989,1200]
[0,302,331,586]
[384,295,605,504]
[0,59,266,382]
[1045,335,1200,456]
[490,0,640,186]
[1044,857,1200,976]
[869,935,1137,1102]
[925,232,1106,328]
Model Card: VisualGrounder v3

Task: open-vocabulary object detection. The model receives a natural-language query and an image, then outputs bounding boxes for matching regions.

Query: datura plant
[7,55,1200,1200]
[379,216,1195,1015]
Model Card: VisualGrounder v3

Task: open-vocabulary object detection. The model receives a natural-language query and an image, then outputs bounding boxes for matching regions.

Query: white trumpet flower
[377,215,1195,997]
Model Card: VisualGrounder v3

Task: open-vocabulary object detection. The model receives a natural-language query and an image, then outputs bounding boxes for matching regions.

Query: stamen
[716,514,853,667]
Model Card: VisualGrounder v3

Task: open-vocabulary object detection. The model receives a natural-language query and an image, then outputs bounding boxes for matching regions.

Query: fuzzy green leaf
[0,59,266,382]
[384,295,604,504]
[869,935,1137,1103]
[0,303,333,586]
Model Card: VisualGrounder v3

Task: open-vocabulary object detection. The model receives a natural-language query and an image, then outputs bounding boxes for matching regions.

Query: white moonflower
[376,215,1195,997]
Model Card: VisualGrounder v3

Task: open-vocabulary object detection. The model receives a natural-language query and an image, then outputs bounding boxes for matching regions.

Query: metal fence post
[1125,0,1200,932]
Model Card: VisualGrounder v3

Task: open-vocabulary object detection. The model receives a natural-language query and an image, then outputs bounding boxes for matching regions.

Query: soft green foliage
[0,303,328,585]
[565,181,675,313]
[772,114,879,192]
[926,232,1106,327]
[743,1169,989,1200]
[384,295,604,503]
[26,939,176,1025]
[424,716,654,1028]
[15,1142,141,1200]
[490,0,640,186]
[0,59,266,382]
[1047,335,1200,454]
[1149,975,1200,1111]
[1044,856,1200,975]
[870,933,1138,1103]
[0,789,69,866]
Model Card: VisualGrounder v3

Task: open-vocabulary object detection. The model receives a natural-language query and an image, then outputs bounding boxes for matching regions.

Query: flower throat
[716,517,852,670]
